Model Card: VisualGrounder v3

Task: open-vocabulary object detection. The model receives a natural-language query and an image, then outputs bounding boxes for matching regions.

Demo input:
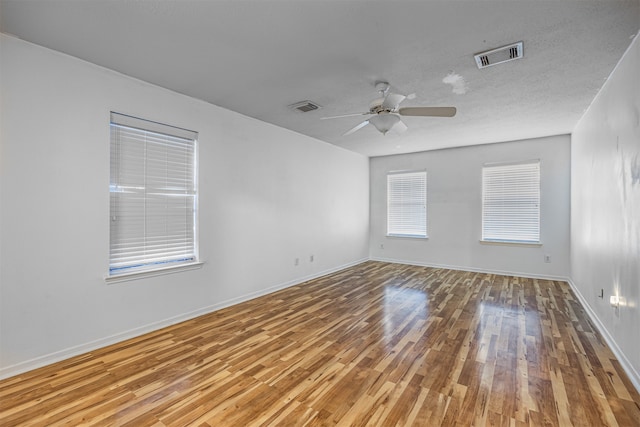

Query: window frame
[481,159,541,245]
[106,112,202,282]
[386,170,428,239]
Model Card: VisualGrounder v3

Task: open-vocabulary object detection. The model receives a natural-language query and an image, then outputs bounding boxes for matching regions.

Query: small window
[109,112,198,276]
[482,160,540,243]
[387,171,427,238]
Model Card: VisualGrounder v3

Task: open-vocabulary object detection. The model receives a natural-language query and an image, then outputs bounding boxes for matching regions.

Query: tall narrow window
[387,171,427,238]
[109,112,198,276]
[482,160,540,243]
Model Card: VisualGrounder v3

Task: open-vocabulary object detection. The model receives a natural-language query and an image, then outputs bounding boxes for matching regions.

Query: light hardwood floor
[1,261,639,426]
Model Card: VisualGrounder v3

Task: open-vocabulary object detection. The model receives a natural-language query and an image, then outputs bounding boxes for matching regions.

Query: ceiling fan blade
[321,112,369,120]
[398,107,457,117]
[382,93,406,110]
[343,120,370,136]
[392,119,408,134]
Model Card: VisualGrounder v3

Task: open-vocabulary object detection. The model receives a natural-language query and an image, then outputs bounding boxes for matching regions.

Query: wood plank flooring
[1,261,639,426]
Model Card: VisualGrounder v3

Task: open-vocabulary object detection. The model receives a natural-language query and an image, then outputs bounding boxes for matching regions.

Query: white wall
[0,35,370,378]
[571,35,640,389]
[370,135,571,279]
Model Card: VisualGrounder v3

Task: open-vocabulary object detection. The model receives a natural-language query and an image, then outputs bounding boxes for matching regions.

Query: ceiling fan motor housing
[369,98,390,114]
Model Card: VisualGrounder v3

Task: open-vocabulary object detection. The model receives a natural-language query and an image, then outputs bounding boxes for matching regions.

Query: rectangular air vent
[474,41,523,69]
[288,100,322,113]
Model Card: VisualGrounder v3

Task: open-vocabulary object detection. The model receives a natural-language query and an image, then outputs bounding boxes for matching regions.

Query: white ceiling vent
[288,100,322,113]
[474,41,523,69]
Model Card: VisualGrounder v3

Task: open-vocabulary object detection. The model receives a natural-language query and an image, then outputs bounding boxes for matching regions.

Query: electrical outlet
[310,255,314,262]
[544,254,551,263]
[294,258,299,266]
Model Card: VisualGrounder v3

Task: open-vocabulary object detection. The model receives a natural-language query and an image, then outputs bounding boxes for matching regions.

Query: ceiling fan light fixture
[369,113,400,135]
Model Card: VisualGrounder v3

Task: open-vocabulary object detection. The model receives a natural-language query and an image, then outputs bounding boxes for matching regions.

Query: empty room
[1,1,639,426]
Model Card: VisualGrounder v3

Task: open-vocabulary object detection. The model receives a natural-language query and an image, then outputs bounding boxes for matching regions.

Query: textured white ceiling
[1,0,638,157]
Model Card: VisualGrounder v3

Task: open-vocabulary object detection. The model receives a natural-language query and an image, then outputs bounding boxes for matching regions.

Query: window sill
[386,234,429,240]
[105,261,204,284]
[479,240,542,247]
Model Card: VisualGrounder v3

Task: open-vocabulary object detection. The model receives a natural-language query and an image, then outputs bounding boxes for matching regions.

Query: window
[109,112,198,277]
[482,160,540,243]
[387,171,427,238]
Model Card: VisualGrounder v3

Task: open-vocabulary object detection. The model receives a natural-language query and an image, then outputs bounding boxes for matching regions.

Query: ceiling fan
[321,81,456,136]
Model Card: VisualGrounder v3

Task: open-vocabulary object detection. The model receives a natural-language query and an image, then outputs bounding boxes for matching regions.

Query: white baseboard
[369,256,571,282]
[0,258,368,381]
[565,278,640,393]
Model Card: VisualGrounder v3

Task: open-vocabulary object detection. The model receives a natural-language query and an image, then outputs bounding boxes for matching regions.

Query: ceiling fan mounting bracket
[374,81,390,94]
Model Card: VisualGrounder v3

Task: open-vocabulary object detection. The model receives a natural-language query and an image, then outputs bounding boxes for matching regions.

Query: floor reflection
[382,285,428,347]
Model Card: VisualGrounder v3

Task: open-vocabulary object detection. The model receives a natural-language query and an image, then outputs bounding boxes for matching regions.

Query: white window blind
[482,160,540,243]
[109,112,198,275]
[387,171,427,238]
